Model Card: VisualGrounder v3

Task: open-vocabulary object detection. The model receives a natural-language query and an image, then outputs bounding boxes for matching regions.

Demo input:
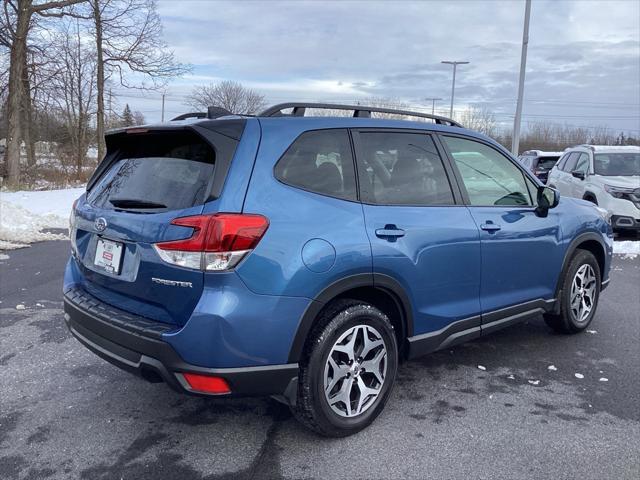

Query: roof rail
[171,106,233,121]
[259,102,462,127]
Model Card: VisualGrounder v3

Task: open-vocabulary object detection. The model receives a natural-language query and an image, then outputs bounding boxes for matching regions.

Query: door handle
[480,222,501,232]
[375,225,405,240]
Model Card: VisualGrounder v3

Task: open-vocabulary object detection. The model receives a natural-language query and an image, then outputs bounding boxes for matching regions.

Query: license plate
[94,238,123,274]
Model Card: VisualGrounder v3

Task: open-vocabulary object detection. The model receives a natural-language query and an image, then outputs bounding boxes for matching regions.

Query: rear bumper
[63,290,298,398]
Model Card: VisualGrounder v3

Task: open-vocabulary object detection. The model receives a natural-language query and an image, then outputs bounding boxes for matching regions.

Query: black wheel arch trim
[287,273,414,363]
[555,231,607,299]
[582,191,598,203]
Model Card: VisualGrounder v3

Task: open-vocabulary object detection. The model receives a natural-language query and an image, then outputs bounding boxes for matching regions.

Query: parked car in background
[547,145,640,233]
[518,150,562,183]
[64,103,613,437]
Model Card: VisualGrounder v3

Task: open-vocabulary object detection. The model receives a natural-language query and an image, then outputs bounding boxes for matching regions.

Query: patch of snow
[477,365,486,371]
[507,374,515,380]
[15,304,26,310]
[0,253,9,260]
[528,380,540,386]
[574,373,584,379]
[0,239,28,250]
[547,365,557,371]
[613,240,640,259]
[0,187,84,249]
[2,187,84,219]
[599,377,608,382]
[586,330,597,334]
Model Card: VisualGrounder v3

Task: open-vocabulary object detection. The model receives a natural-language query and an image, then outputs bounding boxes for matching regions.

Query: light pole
[425,97,442,115]
[512,0,532,156]
[441,60,469,118]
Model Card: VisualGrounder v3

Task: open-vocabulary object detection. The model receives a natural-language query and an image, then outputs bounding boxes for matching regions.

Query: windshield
[594,153,640,176]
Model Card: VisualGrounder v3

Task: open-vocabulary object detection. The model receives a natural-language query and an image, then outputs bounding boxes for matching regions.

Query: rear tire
[544,249,601,334]
[292,299,398,437]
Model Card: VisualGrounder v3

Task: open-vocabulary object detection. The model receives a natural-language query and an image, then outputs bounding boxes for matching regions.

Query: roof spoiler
[171,106,233,121]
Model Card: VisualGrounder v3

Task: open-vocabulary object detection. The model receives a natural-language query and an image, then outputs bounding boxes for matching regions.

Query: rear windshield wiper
[109,198,167,209]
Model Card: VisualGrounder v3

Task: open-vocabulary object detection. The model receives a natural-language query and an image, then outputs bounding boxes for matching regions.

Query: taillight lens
[69,198,79,256]
[153,213,269,271]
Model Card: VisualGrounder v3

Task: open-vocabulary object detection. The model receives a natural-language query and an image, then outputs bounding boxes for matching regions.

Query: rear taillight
[153,213,269,271]
[69,198,79,256]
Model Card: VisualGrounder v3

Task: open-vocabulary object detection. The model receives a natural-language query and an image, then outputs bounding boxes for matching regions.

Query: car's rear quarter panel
[237,119,373,299]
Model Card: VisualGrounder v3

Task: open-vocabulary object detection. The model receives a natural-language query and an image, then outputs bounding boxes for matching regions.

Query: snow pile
[0,187,84,249]
[613,241,639,259]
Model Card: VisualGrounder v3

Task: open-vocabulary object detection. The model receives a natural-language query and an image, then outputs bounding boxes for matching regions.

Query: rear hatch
[71,121,245,327]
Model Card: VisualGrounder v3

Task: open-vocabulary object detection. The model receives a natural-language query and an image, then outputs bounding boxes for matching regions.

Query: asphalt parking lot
[1,240,639,480]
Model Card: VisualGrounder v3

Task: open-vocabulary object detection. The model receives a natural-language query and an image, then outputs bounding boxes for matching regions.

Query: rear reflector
[181,373,231,394]
[153,213,269,271]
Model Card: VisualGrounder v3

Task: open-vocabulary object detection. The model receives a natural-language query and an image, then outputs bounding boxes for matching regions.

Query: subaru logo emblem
[95,217,107,232]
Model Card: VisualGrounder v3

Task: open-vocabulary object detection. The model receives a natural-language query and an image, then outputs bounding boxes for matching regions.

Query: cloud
[129,0,640,132]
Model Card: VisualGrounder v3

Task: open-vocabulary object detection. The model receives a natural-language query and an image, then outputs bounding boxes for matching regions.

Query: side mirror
[536,186,559,217]
[571,170,586,180]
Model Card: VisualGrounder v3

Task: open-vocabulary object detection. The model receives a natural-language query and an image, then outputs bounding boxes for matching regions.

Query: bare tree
[90,0,189,162]
[456,106,497,138]
[186,80,266,115]
[494,121,627,152]
[50,18,96,179]
[132,109,145,125]
[3,0,86,187]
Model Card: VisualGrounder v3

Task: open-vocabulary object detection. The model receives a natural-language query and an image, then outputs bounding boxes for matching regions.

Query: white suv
[547,145,640,233]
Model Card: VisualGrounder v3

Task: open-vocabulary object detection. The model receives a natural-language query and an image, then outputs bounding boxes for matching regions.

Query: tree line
[0,3,636,188]
[1,0,187,186]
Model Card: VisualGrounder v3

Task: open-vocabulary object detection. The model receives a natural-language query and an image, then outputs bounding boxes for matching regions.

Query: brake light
[70,198,80,256]
[153,213,269,271]
[181,373,230,394]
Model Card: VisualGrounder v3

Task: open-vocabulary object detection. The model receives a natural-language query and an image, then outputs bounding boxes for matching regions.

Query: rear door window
[87,130,216,212]
[355,131,455,205]
[274,129,357,201]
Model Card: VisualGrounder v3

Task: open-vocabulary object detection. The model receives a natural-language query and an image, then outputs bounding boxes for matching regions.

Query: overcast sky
[120,0,640,134]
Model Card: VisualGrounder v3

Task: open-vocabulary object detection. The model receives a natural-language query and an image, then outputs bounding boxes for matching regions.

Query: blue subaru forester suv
[64,103,613,436]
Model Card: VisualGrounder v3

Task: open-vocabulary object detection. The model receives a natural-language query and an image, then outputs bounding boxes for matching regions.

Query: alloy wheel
[323,325,388,418]
[570,264,597,323]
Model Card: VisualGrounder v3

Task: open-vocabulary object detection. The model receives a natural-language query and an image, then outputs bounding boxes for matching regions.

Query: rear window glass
[87,131,215,212]
[537,157,559,169]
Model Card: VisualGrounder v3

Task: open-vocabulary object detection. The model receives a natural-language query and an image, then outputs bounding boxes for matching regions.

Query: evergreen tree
[121,104,134,127]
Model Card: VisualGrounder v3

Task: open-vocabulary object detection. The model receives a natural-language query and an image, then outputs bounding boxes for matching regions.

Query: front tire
[544,249,601,333]
[292,300,398,437]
